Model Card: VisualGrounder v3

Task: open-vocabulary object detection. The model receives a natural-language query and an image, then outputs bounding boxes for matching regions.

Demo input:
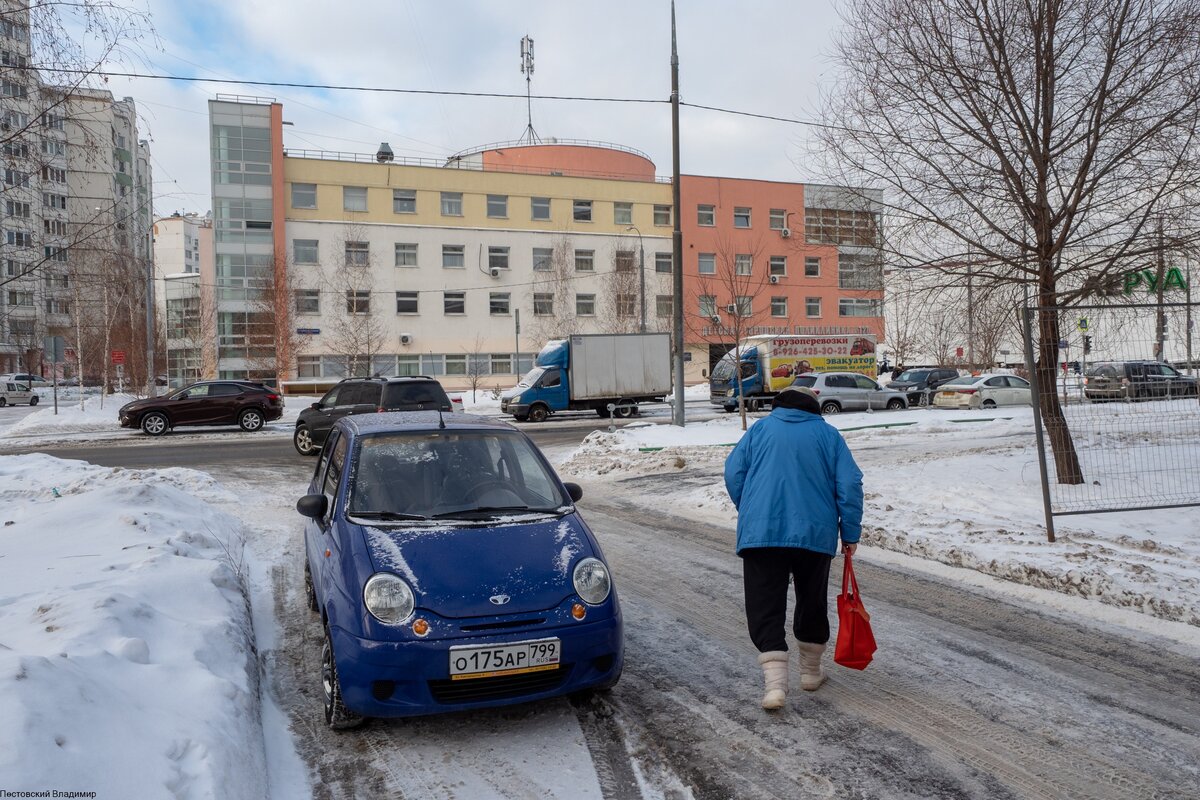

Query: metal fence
[1022,302,1200,540]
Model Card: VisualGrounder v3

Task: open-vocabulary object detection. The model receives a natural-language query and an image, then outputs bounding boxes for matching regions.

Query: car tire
[29,395,38,406]
[886,398,905,410]
[722,405,736,413]
[982,399,997,409]
[322,626,364,730]
[745,398,760,413]
[294,425,318,456]
[304,560,318,613]
[140,412,169,436]
[513,413,530,422]
[238,408,265,432]
[595,404,611,419]
[820,401,841,415]
[528,404,550,423]
[0,398,6,407]
[613,400,636,419]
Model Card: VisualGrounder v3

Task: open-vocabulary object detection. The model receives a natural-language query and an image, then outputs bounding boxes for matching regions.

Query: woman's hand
[843,542,858,557]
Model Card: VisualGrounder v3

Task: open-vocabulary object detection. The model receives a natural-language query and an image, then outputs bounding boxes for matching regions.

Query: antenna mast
[519,35,540,144]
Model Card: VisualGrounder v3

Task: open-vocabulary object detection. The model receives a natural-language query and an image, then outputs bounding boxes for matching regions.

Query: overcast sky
[104,1,846,218]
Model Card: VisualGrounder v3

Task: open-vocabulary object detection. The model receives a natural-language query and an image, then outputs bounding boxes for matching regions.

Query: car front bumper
[501,399,530,416]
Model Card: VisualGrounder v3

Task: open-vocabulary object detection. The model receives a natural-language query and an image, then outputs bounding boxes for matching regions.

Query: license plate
[448,638,561,681]
[940,391,956,398]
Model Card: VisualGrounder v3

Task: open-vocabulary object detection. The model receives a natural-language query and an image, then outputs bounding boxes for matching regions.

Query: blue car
[297,412,624,728]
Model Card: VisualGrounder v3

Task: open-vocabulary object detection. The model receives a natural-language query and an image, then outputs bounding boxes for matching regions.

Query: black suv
[1084,361,1198,402]
[119,381,284,436]
[886,367,961,406]
[293,376,459,455]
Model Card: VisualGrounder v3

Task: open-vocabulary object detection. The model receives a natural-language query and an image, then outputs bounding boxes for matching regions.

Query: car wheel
[322,627,364,730]
[513,413,530,422]
[821,401,841,415]
[29,395,38,406]
[0,397,6,407]
[238,408,265,432]
[294,425,318,456]
[140,412,169,436]
[304,560,318,613]
[745,398,760,413]
[886,398,905,410]
[613,400,636,419]
[722,405,736,413]
[982,399,997,409]
[595,404,611,419]
[528,404,550,423]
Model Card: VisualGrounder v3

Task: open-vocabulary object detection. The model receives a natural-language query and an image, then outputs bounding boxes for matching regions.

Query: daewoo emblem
[489,594,511,606]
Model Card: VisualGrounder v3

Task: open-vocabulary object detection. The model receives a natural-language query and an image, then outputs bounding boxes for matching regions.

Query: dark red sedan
[119,380,284,436]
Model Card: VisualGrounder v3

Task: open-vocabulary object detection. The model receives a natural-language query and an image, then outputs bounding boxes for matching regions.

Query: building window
[655,252,672,274]
[573,199,592,222]
[733,207,752,228]
[441,192,463,216]
[2,79,26,98]
[735,254,752,276]
[616,294,637,317]
[488,246,509,270]
[442,245,465,269]
[393,189,416,214]
[44,246,67,262]
[295,290,320,315]
[699,295,717,318]
[615,250,636,272]
[40,138,65,157]
[292,183,316,209]
[487,194,508,218]
[395,243,417,267]
[489,292,511,315]
[531,196,551,220]
[4,168,29,187]
[6,200,30,218]
[445,355,467,376]
[769,256,787,276]
[771,296,788,317]
[769,209,787,230]
[490,353,513,374]
[614,202,633,225]
[656,295,672,318]
[344,241,369,267]
[42,193,66,210]
[396,291,419,314]
[346,291,370,314]
[294,239,319,264]
[838,252,883,290]
[443,291,466,314]
[735,296,753,316]
[8,290,33,307]
[804,256,821,277]
[575,249,595,271]
[805,207,880,247]
[533,292,554,315]
[7,231,32,247]
[698,253,715,275]
[343,186,368,212]
[397,355,420,376]
[576,293,596,316]
[297,355,321,379]
[839,298,882,317]
[44,219,67,236]
[532,247,553,271]
[697,204,715,226]
[653,204,671,226]
[41,166,65,183]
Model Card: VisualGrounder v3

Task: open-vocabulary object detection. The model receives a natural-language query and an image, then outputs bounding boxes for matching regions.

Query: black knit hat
[773,386,821,415]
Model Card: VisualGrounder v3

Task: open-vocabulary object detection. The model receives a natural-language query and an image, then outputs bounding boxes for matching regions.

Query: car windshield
[895,370,930,383]
[347,430,569,521]
[516,367,545,387]
[711,358,736,382]
[790,375,817,387]
[941,376,979,387]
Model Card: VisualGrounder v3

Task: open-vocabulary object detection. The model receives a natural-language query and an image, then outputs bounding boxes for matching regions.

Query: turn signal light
[571,603,587,620]
[412,618,429,636]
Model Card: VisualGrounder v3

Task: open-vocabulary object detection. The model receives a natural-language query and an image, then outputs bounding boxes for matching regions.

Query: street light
[626,225,646,333]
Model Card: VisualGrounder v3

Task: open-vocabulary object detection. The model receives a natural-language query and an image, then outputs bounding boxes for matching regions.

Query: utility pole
[670,0,685,427]
[1156,215,1166,362]
[966,258,974,369]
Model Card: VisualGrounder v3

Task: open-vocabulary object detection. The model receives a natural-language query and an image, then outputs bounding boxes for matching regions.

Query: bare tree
[883,268,931,370]
[595,240,643,334]
[820,0,1200,483]
[462,333,489,401]
[245,253,306,385]
[528,235,579,342]
[323,224,385,377]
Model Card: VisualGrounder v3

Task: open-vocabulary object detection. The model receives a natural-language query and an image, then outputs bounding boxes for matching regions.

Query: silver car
[789,372,908,414]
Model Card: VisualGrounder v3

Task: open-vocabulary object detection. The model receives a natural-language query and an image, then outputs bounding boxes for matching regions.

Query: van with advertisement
[709,334,878,412]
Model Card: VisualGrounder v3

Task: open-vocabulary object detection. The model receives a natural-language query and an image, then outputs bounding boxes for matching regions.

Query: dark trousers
[742,547,833,652]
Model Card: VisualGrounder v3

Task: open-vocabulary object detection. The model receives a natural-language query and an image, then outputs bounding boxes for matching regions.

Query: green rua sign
[1123,267,1188,294]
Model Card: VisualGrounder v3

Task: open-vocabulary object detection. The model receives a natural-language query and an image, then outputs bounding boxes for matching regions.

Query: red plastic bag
[834,553,877,670]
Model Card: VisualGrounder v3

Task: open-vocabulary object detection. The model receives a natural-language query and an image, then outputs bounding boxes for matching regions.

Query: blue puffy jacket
[724,407,864,556]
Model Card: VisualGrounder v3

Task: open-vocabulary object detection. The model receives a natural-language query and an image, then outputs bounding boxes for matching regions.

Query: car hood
[888,381,921,390]
[357,514,592,617]
[500,385,526,400]
[119,397,158,414]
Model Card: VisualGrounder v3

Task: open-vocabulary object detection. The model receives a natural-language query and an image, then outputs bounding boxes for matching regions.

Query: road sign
[955,346,964,358]
[43,335,66,362]
[1058,339,1069,350]
[1077,317,1089,332]
[64,347,75,361]
[115,363,124,376]
[111,350,126,365]
[296,328,320,335]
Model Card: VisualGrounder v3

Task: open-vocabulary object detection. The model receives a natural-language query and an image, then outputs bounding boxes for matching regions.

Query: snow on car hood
[500,385,525,400]
[359,515,592,617]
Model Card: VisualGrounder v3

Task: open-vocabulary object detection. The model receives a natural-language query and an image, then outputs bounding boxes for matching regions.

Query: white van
[0,381,38,406]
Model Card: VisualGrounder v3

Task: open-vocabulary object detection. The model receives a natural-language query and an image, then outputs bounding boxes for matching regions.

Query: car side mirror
[563,482,584,503]
[296,493,328,519]
[310,402,321,410]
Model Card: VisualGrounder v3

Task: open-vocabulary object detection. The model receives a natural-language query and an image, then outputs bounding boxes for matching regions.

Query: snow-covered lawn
[559,405,1200,628]
[0,454,290,798]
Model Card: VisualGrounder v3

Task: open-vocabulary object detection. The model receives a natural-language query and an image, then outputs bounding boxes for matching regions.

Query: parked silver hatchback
[789,372,908,414]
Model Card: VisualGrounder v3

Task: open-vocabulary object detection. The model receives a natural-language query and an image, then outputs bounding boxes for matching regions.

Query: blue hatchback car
[297,412,624,728]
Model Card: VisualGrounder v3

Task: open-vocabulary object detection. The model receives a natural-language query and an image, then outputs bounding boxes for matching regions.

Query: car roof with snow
[339,411,512,436]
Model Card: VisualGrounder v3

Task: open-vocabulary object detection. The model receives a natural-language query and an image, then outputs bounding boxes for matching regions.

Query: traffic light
[1083,335,1092,354]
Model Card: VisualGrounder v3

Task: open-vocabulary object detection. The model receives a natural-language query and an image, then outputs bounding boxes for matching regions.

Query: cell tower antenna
[519,35,540,144]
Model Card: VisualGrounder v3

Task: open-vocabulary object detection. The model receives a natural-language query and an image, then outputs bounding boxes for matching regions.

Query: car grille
[428,664,569,704]
[501,399,509,412]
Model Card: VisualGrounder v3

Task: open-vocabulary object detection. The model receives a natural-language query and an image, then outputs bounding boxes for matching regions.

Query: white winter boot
[758,651,789,710]
[797,642,826,691]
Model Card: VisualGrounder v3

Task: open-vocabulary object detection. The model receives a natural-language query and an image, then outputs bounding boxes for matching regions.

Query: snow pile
[666,382,712,402]
[2,392,136,437]
[0,454,269,798]
[456,390,503,415]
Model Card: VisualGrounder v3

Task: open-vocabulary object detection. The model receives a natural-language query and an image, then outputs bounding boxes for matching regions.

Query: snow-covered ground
[559,405,1200,628]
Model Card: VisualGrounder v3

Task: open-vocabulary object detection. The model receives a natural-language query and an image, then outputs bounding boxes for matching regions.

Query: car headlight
[726,389,735,397]
[572,557,611,605]
[363,573,415,624]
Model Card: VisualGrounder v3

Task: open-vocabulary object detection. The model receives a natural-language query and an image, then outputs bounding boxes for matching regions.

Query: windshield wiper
[348,510,429,521]
[432,505,558,519]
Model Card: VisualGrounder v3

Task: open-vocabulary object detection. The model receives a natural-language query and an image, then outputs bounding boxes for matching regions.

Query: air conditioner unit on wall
[780,227,791,238]
[710,315,721,324]
[725,304,738,315]
[400,333,413,345]
[769,275,780,284]
[489,267,501,278]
